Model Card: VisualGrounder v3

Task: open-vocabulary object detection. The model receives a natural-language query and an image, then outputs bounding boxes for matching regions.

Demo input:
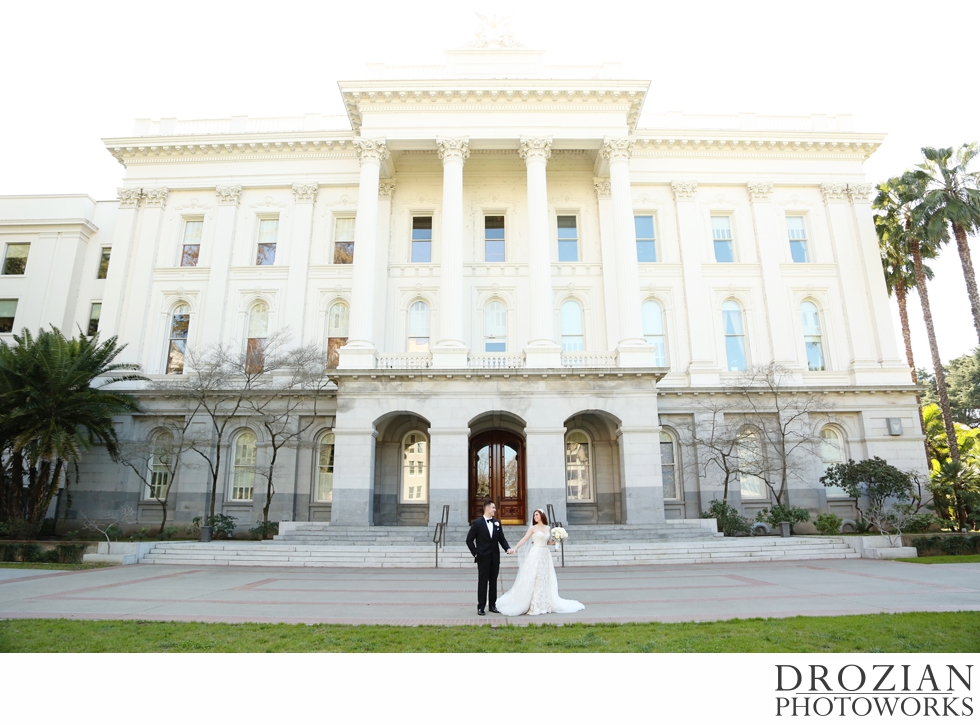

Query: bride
[494,509,585,616]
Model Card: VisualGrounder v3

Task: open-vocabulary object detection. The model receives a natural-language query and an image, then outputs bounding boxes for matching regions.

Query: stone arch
[563,409,623,524]
[373,411,432,526]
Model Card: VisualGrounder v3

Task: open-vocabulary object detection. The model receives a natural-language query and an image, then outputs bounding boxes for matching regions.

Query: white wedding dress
[495,529,585,616]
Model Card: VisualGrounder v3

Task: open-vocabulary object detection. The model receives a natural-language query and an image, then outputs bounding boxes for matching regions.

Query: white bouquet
[551,526,568,543]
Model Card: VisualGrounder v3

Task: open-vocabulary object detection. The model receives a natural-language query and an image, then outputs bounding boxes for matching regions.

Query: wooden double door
[468,431,526,525]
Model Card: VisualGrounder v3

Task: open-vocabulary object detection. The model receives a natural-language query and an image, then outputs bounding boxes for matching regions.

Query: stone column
[747,183,796,366]
[602,137,654,367]
[330,426,377,525]
[433,138,470,368]
[339,139,388,370]
[617,425,665,523]
[120,187,168,367]
[373,180,397,351]
[594,178,620,350]
[525,427,567,526]
[200,186,242,344]
[822,182,877,380]
[672,181,718,385]
[100,189,143,342]
[428,427,470,525]
[520,137,562,368]
[284,183,318,344]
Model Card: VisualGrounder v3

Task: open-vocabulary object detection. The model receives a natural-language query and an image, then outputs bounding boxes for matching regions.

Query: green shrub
[8,518,39,540]
[18,543,41,562]
[902,513,938,534]
[0,522,10,538]
[249,521,279,540]
[756,505,810,528]
[130,527,149,542]
[701,500,751,537]
[161,526,179,540]
[815,513,842,535]
[1,543,18,562]
[65,530,80,541]
[940,536,973,555]
[104,525,123,541]
[56,544,86,564]
[37,547,60,563]
[193,514,238,539]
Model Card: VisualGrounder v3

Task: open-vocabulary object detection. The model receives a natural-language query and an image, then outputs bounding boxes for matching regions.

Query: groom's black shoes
[478,608,486,616]
[489,606,501,614]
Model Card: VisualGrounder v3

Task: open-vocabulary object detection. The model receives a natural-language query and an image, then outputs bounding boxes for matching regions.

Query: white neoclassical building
[0,36,926,532]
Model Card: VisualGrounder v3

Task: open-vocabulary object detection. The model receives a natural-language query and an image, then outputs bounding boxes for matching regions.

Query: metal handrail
[433,504,449,568]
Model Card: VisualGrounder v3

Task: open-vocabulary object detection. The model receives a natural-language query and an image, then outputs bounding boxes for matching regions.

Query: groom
[465,499,514,616]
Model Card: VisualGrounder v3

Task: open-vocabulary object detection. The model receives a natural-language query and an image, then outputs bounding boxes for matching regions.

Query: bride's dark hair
[532,509,548,525]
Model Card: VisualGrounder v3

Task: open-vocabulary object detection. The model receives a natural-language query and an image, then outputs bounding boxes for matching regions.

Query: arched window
[801,301,825,371]
[561,300,584,352]
[722,300,746,372]
[407,301,430,353]
[642,299,667,367]
[166,304,190,375]
[401,431,428,503]
[737,429,766,498]
[820,427,848,498]
[231,430,256,501]
[326,302,349,369]
[565,430,593,502]
[147,430,174,500]
[660,431,679,499]
[484,300,507,352]
[246,301,269,373]
[315,432,335,502]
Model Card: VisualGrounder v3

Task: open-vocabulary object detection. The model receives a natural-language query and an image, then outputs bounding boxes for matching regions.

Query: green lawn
[896,555,980,564]
[2,612,978,653]
[0,562,116,571]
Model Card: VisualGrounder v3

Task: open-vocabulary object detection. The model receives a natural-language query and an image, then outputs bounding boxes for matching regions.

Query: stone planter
[200,526,212,542]
[779,521,792,537]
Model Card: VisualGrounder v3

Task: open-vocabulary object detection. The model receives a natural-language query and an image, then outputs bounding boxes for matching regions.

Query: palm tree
[0,328,144,527]
[916,144,980,344]
[873,173,959,463]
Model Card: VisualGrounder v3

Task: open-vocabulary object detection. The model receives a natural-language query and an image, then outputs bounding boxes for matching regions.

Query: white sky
[1,0,977,370]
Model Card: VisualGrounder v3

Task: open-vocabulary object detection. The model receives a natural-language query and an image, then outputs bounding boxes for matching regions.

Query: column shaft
[201,187,241,345]
[284,183,318,345]
[433,139,469,367]
[120,188,168,368]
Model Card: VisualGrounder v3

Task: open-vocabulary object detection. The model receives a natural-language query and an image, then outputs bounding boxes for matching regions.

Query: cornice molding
[519,137,552,164]
[820,183,850,203]
[848,183,873,203]
[436,137,470,164]
[671,181,698,201]
[104,136,356,165]
[632,133,882,161]
[593,177,612,199]
[142,187,169,207]
[292,183,319,202]
[215,185,242,205]
[378,180,397,200]
[117,188,143,208]
[353,138,389,165]
[747,183,773,201]
[600,137,634,162]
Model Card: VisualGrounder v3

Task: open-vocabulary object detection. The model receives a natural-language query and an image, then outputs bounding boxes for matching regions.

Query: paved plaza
[0,559,978,625]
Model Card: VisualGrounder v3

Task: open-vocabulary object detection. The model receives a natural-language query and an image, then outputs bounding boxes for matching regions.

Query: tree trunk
[158,497,168,536]
[262,445,278,537]
[911,237,960,462]
[953,223,980,345]
[896,280,931,464]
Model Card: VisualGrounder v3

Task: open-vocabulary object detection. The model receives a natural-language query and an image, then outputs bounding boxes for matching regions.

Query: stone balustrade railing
[376,353,433,370]
[560,352,619,368]
[467,354,526,369]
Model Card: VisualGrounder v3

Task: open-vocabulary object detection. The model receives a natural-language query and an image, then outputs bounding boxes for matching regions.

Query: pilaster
[284,183,318,344]
[120,187,168,367]
[201,185,241,344]
[100,189,142,341]
[594,177,619,350]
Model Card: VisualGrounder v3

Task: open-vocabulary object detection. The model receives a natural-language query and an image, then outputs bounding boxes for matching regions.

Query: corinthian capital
[215,185,242,206]
[378,180,397,200]
[820,183,849,203]
[671,181,698,201]
[747,183,773,201]
[518,137,552,164]
[600,137,634,162]
[142,187,169,207]
[593,177,612,199]
[353,138,389,164]
[292,183,319,203]
[117,188,143,208]
[847,183,873,203]
[436,138,470,164]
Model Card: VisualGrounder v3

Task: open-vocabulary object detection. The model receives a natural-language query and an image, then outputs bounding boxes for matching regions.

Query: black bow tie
[485,519,493,523]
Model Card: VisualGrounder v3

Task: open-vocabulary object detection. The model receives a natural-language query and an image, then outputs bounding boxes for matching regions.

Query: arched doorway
[469,430,526,524]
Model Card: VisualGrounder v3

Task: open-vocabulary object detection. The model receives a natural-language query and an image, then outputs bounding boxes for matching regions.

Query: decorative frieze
[117,188,142,208]
[518,137,552,163]
[600,137,634,162]
[215,185,242,205]
[593,177,612,199]
[820,183,850,203]
[671,181,698,201]
[142,187,169,207]
[292,183,319,202]
[847,183,873,203]
[747,183,773,201]
[436,138,470,164]
[378,180,397,200]
[353,138,389,164]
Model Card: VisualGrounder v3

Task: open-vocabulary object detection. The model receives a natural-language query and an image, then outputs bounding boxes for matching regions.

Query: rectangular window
[334,217,355,264]
[635,215,656,262]
[88,303,102,336]
[2,244,29,275]
[557,215,579,262]
[0,299,17,333]
[485,215,505,262]
[787,216,809,263]
[411,216,432,263]
[711,216,734,262]
[255,218,278,265]
[180,220,203,267]
[97,247,111,279]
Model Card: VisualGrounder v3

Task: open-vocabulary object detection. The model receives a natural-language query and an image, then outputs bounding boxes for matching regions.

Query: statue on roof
[466,12,526,48]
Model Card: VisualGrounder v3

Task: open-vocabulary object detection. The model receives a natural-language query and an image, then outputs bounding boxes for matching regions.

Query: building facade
[0,39,926,531]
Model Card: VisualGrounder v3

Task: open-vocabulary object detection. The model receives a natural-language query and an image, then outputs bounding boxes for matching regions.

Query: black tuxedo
[466,516,512,610]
